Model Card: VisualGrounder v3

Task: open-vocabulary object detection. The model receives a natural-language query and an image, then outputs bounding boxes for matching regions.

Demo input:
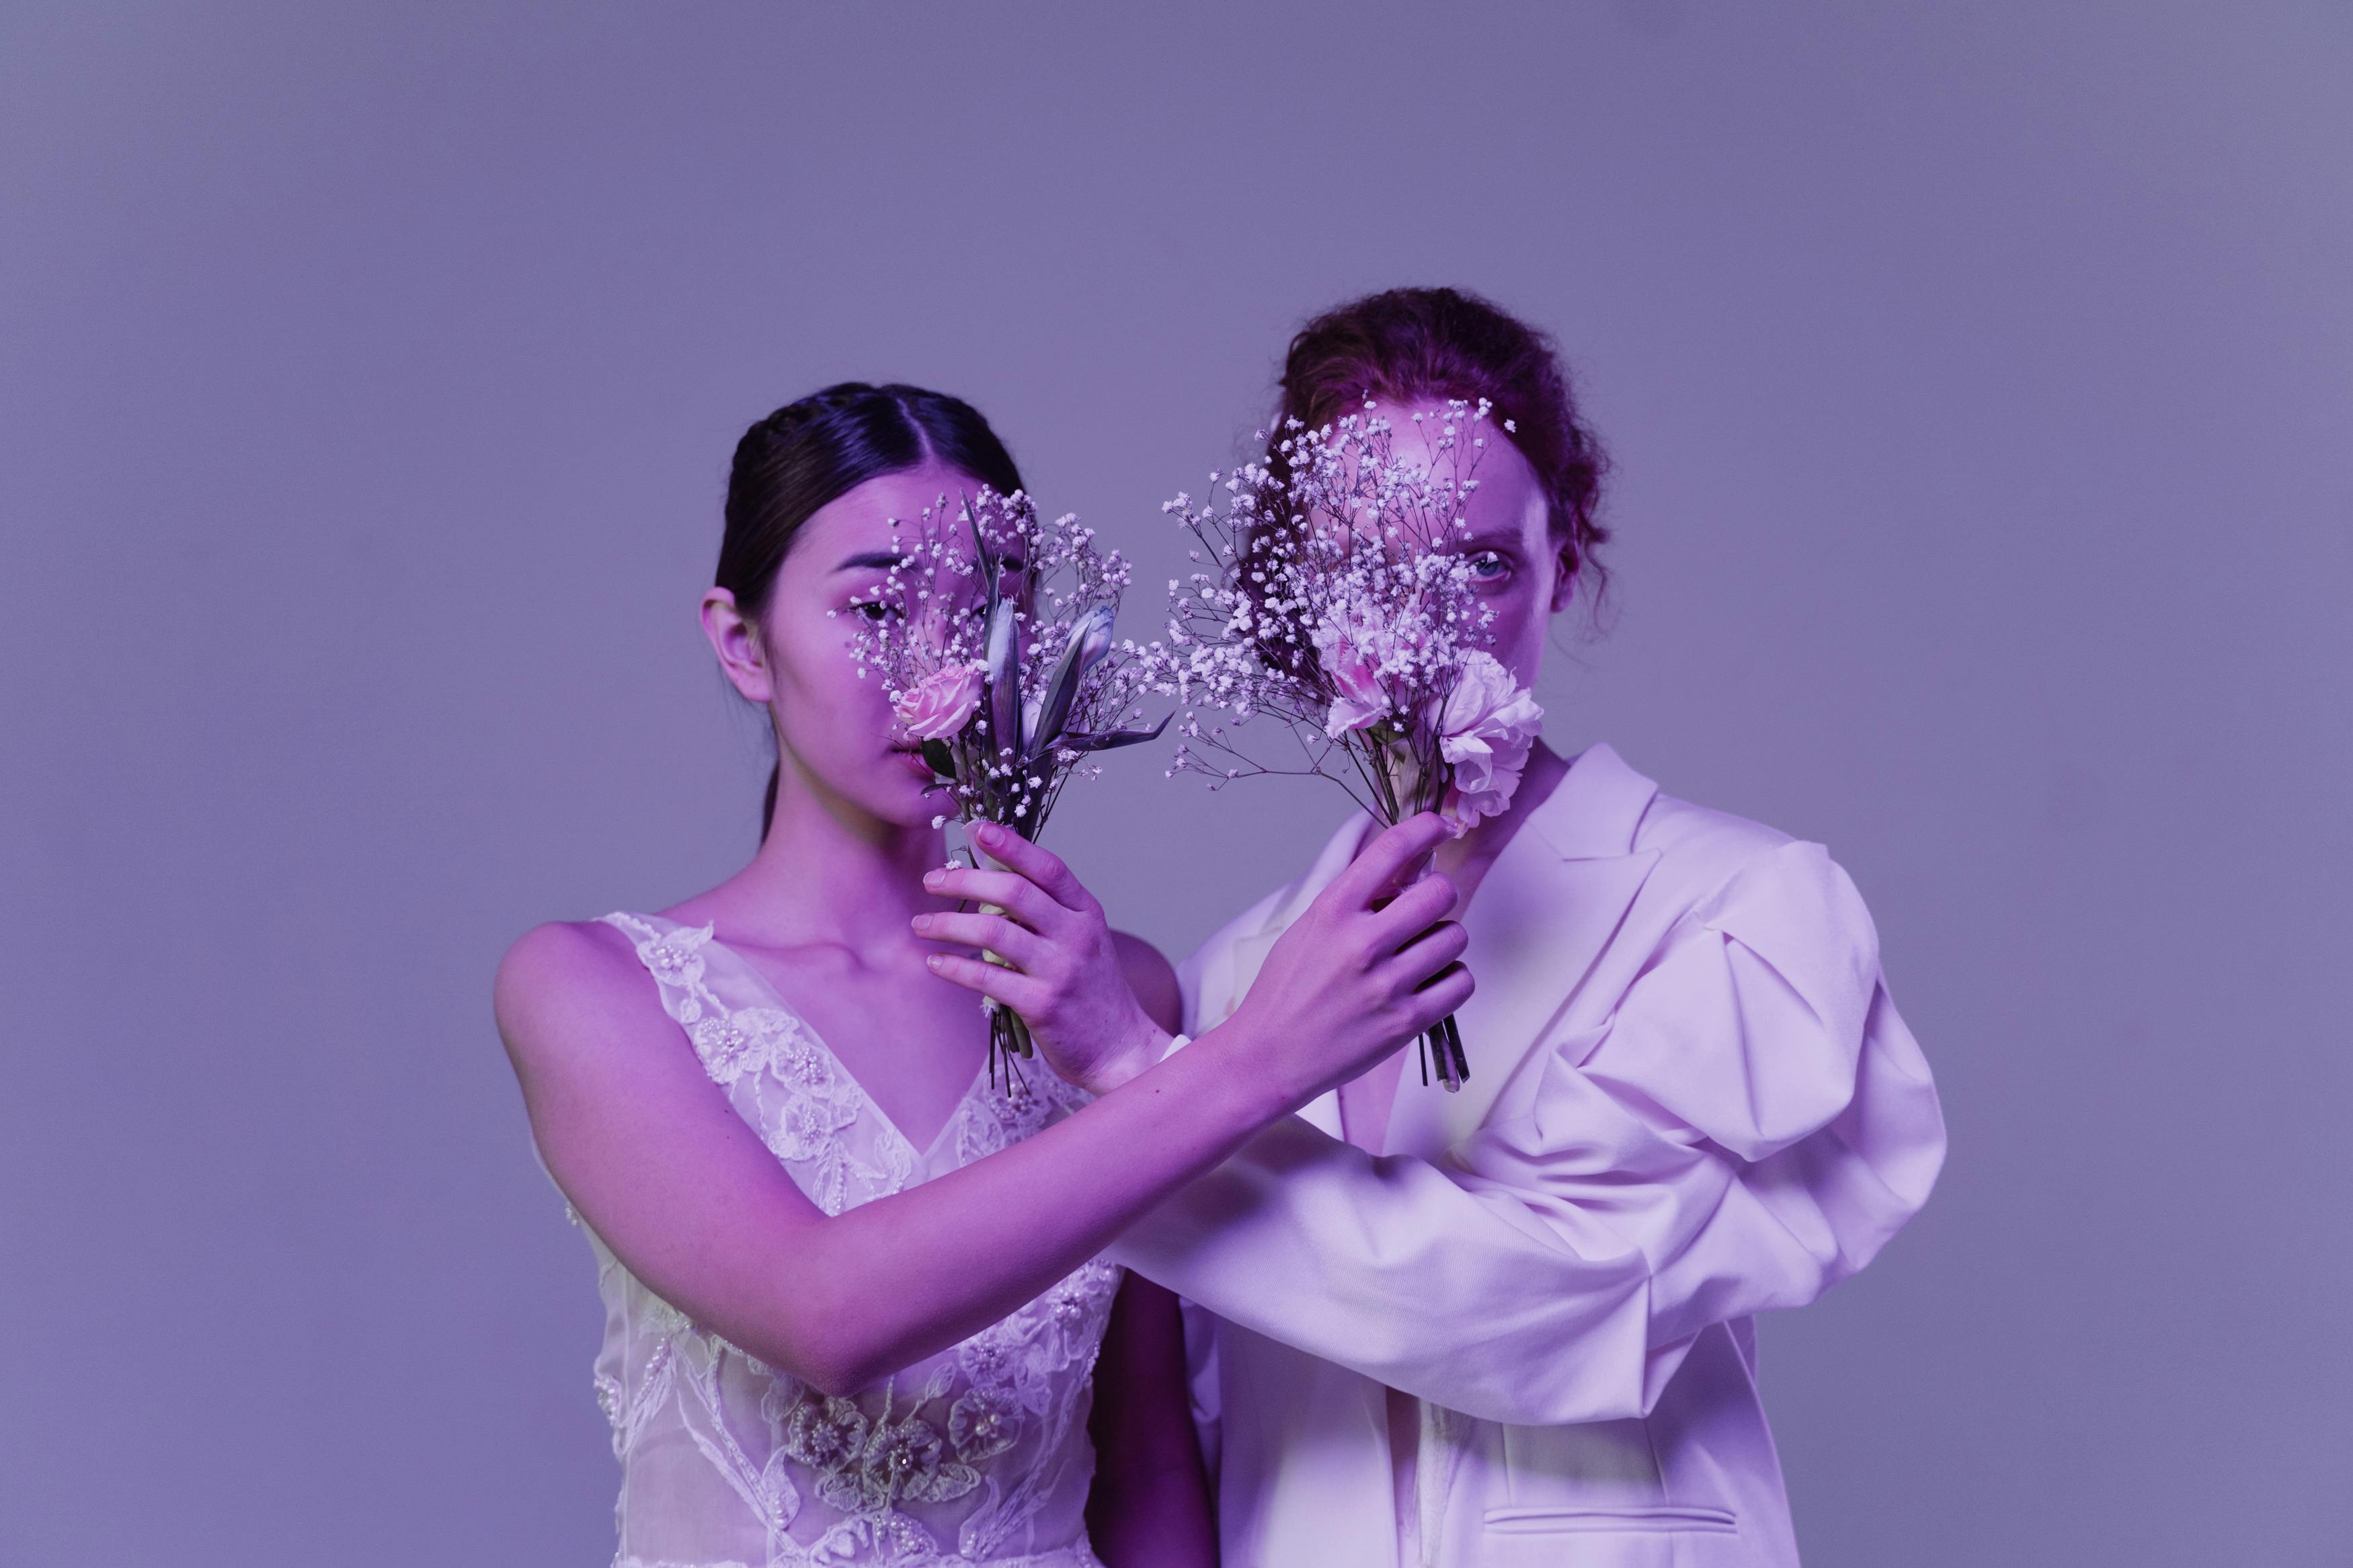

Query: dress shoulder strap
[598,912,719,1021]
[597,913,907,1214]
[597,912,798,1089]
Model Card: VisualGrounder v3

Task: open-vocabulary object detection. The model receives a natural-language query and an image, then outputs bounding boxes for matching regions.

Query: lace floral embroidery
[632,920,713,992]
[585,913,1115,1567]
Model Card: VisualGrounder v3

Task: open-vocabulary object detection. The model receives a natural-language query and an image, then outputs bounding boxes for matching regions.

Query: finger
[1365,848,1446,913]
[1382,919,1470,987]
[1400,962,1475,1030]
[922,867,1067,932]
[1368,872,1460,948]
[970,821,1098,915]
[911,910,1051,969]
[924,950,1051,1015]
[1326,813,1454,913]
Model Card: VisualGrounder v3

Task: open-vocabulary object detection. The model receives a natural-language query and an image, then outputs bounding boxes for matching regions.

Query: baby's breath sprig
[1131,399,1546,1091]
[840,488,1164,1088]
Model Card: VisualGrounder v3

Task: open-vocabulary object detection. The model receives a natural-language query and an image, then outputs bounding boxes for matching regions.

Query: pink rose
[1320,640,1391,739]
[894,664,984,741]
[1431,652,1543,834]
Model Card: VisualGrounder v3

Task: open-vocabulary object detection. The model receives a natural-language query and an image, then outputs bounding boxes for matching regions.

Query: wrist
[1185,1013,1302,1123]
[1085,1011,1174,1096]
[1090,1014,1293,1158]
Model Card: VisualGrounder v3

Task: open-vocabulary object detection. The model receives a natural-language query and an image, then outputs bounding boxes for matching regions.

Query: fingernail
[922,870,946,889]
[910,915,932,932]
[974,821,1001,845]
[925,953,943,969]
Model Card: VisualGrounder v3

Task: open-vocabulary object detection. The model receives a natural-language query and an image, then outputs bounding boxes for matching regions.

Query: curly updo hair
[1273,286,1610,604]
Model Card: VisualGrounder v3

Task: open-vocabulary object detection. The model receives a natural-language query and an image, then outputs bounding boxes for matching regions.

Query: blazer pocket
[1484,1503,1740,1536]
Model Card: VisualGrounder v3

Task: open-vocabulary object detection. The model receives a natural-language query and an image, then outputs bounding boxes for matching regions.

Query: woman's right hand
[1212,813,1472,1110]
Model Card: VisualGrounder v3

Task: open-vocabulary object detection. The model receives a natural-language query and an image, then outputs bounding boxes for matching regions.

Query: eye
[852,599,898,624]
[1466,550,1512,583]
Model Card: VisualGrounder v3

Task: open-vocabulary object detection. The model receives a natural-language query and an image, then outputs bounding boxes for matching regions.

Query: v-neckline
[696,924,996,1163]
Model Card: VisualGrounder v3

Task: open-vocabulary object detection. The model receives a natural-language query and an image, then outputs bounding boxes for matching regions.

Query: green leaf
[1057,714,1170,753]
[1026,604,1115,759]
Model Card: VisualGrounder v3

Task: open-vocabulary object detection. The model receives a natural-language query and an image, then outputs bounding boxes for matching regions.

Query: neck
[724,751,943,953]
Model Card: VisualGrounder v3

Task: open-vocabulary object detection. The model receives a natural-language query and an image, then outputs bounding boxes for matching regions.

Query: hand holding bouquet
[1139,399,1544,1090]
[844,488,1163,1086]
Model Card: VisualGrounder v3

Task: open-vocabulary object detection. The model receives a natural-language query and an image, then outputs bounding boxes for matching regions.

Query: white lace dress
[579,913,1121,1568]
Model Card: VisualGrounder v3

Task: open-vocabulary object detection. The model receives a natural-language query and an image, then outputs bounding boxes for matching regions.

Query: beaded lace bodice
[581,913,1119,1568]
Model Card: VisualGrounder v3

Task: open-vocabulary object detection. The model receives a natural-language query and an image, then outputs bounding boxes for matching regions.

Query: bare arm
[1110,845,1946,1426]
[1086,1274,1216,1567]
[497,813,1468,1398]
[930,834,1944,1427]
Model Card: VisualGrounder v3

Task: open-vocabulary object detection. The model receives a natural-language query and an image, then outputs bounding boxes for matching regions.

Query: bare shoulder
[1109,930,1183,1035]
[494,918,636,1025]
[493,919,664,1081]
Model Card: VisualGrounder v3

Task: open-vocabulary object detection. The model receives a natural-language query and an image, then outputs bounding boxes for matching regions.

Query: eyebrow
[832,548,1029,575]
[834,550,913,573]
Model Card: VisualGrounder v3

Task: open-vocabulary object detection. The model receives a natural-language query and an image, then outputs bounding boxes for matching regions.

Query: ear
[702,588,774,704]
[1548,538,1581,615]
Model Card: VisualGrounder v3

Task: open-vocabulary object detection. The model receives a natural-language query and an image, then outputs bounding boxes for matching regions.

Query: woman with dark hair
[973,292,1948,1567]
[495,382,1476,1566]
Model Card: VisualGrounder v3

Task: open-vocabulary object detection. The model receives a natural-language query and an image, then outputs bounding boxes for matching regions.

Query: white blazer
[1107,744,1946,1568]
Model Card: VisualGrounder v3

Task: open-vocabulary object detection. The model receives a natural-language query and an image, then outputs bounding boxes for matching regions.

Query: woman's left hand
[914,821,1172,1095]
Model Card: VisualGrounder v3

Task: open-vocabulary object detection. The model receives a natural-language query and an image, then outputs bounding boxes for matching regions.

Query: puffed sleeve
[1109,839,1946,1427]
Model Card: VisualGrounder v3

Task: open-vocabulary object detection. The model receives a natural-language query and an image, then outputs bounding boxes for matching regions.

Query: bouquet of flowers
[844,488,1164,1086]
[1138,399,1544,1091]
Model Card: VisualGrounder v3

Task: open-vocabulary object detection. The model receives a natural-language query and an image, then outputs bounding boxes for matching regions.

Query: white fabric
[582,913,1117,1568]
[1109,744,1946,1568]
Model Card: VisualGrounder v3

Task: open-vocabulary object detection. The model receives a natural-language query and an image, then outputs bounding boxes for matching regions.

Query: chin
[796,748,951,833]
[883,764,955,826]
[846,774,940,829]
[893,788,949,827]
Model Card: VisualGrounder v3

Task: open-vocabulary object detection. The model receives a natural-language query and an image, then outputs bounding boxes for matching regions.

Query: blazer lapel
[1196,746,1663,1161]
[1386,745,1663,1159]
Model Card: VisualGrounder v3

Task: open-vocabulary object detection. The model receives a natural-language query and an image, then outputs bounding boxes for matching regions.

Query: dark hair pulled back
[719,382,1025,833]
[1274,286,1610,600]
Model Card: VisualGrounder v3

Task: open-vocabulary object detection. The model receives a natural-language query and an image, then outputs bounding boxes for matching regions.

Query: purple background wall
[3,4,2348,1563]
